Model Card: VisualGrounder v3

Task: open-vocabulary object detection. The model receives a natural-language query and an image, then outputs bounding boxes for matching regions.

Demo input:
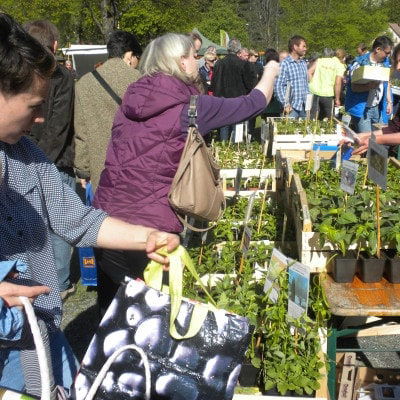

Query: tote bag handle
[144,246,218,340]
[83,344,151,400]
[19,297,52,400]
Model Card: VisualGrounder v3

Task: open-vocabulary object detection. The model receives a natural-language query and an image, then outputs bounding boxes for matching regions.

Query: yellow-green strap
[144,246,217,340]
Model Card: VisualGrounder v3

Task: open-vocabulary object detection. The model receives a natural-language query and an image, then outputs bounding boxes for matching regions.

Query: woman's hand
[145,231,180,265]
[0,281,50,307]
[352,135,370,155]
[264,60,280,78]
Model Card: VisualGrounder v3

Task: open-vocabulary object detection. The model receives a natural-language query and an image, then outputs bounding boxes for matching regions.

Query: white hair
[139,33,194,84]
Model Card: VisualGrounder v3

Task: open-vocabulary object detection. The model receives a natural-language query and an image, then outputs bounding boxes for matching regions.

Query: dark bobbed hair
[107,30,142,59]
[23,19,59,53]
[288,35,306,52]
[264,48,279,63]
[0,13,55,95]
[372,35,393,51]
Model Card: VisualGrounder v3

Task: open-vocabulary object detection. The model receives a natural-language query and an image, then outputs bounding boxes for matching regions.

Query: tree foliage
[278,0,390,54]
[0,0,396,55]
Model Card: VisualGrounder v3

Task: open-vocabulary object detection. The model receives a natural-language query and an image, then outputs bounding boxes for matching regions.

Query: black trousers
[94,248,148,317]
[310,95,334,120]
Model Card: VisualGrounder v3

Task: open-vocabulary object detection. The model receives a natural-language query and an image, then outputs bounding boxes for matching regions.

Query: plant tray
[263,118,340,156]
[233,329,328,400]
[220,168,279,197]
[352,65,390,84]
[287,159,399,272]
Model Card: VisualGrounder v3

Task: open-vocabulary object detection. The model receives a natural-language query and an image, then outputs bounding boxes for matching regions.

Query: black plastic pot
[238,362,260,387]
[263,387,281,396]
[358,253,385,283]
[384,250,400,284]
[332,253,357,283]
[289,390,315,398]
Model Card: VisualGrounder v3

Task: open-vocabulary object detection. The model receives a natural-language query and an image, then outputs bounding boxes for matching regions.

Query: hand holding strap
[144,246,217,340]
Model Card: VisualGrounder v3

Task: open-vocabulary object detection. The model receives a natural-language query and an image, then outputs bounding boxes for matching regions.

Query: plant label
[305,93,313,112]
[340,160,359,194]
[287,259,310,320]
[340,124,359,144]
[234,167,242,196]
[234,122,244,143]
[263,248,288,303]
[241,225,252,254]
[201,230,208,244]
[244,192,256,225]
[367,139,388,190]
[284,82,292,107]
[313,150,320,173]
[260,120,268,144]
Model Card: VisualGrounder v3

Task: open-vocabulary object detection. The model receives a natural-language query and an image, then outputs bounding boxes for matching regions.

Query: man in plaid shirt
[275,35,308,118]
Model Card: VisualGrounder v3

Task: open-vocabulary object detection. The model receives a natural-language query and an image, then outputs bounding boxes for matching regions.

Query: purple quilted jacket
[93,73,200,233]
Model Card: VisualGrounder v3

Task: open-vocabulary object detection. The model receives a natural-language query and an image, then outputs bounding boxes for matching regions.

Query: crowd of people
[0,10,400,398]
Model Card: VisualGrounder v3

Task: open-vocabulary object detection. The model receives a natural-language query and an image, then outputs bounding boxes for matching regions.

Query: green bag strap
[144,246,217,340]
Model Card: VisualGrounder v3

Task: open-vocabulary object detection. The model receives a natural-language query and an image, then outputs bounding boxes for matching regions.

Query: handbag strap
[188,95,198,127]
[144,246,218,340]
[92,70,122,105]
[83,344,151,400]
[19,297,51,400]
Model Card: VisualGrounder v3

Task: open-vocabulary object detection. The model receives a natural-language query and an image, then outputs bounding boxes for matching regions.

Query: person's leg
[0,349,24,391]
[219,126,230,141]
[48,329,79,393]
[319,96,334,120]
[51,169,76,293]
[288,109,300,119]
[95,248,148,318]
[354,106,379,133]
[310,94,319,120]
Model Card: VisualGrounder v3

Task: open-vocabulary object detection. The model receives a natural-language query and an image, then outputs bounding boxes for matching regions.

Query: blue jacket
[345,52,391,123]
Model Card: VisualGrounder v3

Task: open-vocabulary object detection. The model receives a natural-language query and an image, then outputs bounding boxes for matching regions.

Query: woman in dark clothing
[93,33,280,314]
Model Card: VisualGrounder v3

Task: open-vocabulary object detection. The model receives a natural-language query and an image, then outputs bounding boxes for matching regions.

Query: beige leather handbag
[168,95,225,231]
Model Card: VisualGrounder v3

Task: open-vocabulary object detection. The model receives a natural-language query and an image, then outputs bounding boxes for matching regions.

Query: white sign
[244,192,256,225]
[234,123,244,143]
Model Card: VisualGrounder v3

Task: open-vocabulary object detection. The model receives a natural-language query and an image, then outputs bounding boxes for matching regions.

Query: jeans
[51,168,76,292]
[288,108,307,119]
[350,104,382,133]
[219,125,234,141]
[0,329,78,392]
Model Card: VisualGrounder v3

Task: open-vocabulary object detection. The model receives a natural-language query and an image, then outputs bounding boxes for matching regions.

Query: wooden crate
[263,118,339,156]
[220,168,278,197]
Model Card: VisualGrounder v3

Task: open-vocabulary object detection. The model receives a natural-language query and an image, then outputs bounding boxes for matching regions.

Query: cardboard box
[353,367,400,399]
[352,66,390,84]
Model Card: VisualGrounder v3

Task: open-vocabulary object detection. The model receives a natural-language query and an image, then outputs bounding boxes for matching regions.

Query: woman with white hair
[93,32,280,314]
